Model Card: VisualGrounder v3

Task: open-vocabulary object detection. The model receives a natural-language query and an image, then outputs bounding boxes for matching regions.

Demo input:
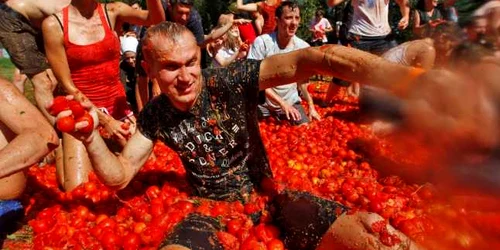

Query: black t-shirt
[137,60,272,201]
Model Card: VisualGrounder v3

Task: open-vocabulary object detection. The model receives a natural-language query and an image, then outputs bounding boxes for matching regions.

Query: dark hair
[275,1,299,19]
[450,41,494,65]
[142,21,194,62]
[315,9,324,18]
[170,0,194,6]
[429,21,464,41]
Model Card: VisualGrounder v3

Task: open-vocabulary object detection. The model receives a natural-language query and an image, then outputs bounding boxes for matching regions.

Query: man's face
[123,51,136,68]
[276,6,301,39]
[143,32,202,111]
[170,3,192,26]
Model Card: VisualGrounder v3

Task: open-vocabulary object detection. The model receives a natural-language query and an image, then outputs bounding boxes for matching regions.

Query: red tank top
[260,1,280,34]
[238,22,257,44]
[63,4,131,119]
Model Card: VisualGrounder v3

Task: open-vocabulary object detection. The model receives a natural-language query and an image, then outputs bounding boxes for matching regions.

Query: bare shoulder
[41,13,63,37]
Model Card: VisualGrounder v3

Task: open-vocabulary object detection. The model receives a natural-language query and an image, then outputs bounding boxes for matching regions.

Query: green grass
[0,58,36,103]
[0,58,15,81]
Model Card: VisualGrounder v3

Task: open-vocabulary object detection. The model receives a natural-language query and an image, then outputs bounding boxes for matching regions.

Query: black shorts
[0,3,50,76]
[160,191,348,250]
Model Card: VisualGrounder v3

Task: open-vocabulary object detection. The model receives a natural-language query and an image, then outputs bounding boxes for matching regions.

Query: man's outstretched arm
[259,44,418,92]
[82,126,154,189]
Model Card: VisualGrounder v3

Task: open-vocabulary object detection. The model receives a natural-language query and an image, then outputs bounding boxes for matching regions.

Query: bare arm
[109,0,165,27]
[327,0,347,7]
[214,48,241,67]
[237,0,259,12]
[84,127,154,188]
[395,0,410,29]
[202,16,234,47]
[412,10,426,37]
[0,80,59,178]
[259,45,417,92]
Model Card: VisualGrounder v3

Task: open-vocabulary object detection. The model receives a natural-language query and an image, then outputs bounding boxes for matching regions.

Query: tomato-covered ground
[3,82,500,250]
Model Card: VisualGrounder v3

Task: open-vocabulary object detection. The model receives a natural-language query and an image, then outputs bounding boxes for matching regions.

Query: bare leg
[55,141,65,189]
[61,133,91,191]
[0,122,26,200]
[30,69,58,125]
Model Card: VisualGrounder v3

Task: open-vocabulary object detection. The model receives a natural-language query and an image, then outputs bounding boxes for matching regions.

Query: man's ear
[142,60,153,78]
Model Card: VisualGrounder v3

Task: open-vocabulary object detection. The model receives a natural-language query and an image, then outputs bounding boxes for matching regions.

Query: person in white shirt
[309,9,333,46]
[248,1,321,125]
[327,0,410,55]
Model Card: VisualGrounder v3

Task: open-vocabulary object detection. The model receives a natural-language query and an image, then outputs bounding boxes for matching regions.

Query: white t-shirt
[211,47,236,68]
[310,17,332,43]
[247,32,310,109]
[349,0,391,37]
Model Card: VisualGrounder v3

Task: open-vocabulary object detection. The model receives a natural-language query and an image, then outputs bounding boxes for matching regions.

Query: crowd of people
[0,0,500,249]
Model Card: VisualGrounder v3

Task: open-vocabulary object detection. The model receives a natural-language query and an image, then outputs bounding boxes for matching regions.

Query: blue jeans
[348,33,397,55]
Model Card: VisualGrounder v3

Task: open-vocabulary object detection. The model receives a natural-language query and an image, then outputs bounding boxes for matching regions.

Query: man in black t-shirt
[66,22,428,250]
[135,0,236,111]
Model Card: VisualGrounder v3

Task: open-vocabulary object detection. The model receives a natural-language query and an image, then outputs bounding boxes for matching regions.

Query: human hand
[281,103,302,121]
[398,16,409,30]
[234,18,251,25]
[308,107,321,121]
[51,96,98,142]
[103,118,131,146]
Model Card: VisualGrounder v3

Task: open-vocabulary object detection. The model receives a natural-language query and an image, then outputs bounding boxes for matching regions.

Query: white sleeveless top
[349,0,392,37]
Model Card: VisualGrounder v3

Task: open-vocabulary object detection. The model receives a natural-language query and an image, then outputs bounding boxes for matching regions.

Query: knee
[31,72,56,92]
[0,172,27,200]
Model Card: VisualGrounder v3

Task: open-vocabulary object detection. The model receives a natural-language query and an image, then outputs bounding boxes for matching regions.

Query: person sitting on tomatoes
[248,1,321,125]
[0,77,59,234]
[54,18,431,249]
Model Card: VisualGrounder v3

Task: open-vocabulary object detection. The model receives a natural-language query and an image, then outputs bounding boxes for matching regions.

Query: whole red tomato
[69,100,86,118]
[76,112,94,133]
[50,96,69,115]
[57,116,76,133]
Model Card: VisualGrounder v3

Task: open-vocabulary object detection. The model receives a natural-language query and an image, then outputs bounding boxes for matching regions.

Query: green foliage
[0,58,15,81]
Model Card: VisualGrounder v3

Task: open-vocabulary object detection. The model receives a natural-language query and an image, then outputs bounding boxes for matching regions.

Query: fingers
[285,107,301,121]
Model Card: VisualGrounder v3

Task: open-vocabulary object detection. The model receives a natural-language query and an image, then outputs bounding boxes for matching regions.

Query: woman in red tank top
[42,0,164,191]
[236,0,282,34]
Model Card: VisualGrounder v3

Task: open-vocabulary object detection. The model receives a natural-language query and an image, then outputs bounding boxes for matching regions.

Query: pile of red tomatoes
[5,82,500,249]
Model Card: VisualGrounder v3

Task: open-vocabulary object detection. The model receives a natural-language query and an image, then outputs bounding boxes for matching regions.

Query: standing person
[248,1,321,125]
[237,0,282,34]
[0,0,70,124]
[413,0,445,38]
[56,20,427,250]
[42,0,164,191]
[310,9,333,47]
[327,0,410,55]
[120,36,139,113]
